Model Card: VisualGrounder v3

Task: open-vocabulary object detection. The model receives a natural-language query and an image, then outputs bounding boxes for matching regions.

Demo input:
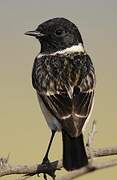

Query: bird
[25,17,96,179]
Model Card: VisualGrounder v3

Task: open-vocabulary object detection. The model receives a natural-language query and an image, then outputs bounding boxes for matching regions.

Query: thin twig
[86,119,97,163]
[87,146,117,158]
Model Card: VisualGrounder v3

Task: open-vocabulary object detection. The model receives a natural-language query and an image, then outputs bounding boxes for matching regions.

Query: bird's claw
[41,158,56,180]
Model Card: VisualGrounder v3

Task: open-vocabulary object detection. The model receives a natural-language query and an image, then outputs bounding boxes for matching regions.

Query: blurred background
[0,0,117,179]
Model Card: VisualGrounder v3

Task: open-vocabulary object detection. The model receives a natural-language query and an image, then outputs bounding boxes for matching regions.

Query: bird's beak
[24,30,45,38]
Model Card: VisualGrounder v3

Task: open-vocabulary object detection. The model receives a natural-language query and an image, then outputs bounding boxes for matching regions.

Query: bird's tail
[62,130,88,171]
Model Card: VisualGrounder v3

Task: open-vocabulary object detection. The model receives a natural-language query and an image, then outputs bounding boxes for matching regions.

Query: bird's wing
[33,54,96,137]
[39,74,95,137]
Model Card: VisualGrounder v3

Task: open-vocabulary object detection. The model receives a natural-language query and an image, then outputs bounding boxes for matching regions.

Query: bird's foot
[24,158,56,180]
[40,157,56,180]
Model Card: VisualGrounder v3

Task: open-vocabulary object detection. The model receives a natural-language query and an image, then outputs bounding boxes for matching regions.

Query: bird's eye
[55,29,65,36]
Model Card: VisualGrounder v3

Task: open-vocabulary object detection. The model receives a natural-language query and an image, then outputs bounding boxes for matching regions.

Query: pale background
[0,0,117,179]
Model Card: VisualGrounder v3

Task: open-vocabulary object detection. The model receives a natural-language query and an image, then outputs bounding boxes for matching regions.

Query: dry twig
[86,119,97,163]
[57,159,117,180]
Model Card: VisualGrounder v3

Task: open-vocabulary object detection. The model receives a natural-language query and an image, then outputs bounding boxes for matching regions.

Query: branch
[0,146,117,179]
[57,159,117,180]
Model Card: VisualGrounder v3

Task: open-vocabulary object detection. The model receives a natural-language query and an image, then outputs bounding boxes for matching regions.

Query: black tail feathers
[62,130,88,171]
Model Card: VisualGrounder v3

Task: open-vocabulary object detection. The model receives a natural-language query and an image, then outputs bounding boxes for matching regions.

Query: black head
[25,17,83,53]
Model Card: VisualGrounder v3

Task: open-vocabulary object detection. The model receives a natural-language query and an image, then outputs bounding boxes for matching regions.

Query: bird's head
[25,17,83,54]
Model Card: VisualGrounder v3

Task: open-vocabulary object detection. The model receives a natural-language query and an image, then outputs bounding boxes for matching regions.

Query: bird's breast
[33,53,87,95]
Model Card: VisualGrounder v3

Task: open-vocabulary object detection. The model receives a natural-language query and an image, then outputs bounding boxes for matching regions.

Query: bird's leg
[42,130,56,180]
[24,131,56,179]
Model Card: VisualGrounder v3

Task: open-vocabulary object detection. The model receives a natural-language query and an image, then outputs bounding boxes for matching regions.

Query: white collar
[37,43,85,58]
